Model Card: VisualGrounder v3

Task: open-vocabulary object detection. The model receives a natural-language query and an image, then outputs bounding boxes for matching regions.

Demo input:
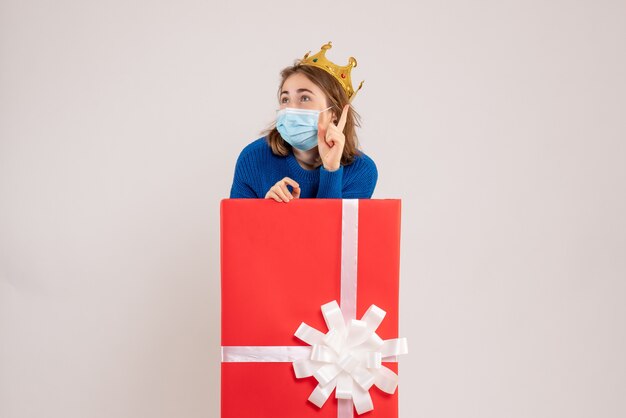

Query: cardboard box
[221,199,404,417]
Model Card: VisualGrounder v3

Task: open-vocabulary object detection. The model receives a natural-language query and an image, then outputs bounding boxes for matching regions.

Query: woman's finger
[273,185,290,202]
[265,190,282,202]
[336,104,350,132]
[282,177,301,199]
[317,113,329,143]
[282,177,300,190]
[278,182,293,200]
[324,124,337,146]
[325,125,345,147]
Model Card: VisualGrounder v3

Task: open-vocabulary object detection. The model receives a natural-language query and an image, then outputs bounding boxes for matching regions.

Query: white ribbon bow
[292,300,408,415]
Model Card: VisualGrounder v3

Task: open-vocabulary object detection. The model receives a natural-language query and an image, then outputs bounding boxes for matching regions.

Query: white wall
[1,0,624,417]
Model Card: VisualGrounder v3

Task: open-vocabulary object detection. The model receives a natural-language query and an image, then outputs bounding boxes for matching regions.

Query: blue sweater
[229,137,378,199]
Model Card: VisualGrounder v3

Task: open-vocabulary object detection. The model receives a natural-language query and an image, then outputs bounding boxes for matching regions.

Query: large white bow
[292,300,408,415]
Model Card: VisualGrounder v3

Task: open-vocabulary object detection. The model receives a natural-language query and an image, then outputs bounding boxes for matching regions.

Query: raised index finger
[336,104,350,132]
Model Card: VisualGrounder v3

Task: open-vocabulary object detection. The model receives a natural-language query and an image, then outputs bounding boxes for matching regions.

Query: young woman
[229,42,378,202]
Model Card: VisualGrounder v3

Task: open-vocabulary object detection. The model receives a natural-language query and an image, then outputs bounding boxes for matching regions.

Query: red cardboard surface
[221,199,401,417]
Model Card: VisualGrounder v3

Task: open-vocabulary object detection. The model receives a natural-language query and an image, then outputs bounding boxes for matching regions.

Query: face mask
[275,106,332,151]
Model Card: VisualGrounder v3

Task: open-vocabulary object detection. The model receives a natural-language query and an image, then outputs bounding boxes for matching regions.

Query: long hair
[261,63,363,166]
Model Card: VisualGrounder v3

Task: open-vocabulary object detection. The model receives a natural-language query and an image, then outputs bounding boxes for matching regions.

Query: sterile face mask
[275,106,333,151]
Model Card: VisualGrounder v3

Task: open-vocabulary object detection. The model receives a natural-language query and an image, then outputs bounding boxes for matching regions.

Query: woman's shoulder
[235,136,274,164]
[238,136,271,157]
[340,149,378,197]
[347,149,377,174]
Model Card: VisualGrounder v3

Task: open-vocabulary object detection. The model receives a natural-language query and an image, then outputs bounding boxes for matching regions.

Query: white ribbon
[293,300,408,415]
[221,346,311,362]
[221,199,408,417]
[340,199,359,322]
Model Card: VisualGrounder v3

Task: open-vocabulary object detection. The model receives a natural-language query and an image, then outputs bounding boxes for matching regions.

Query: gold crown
[300,41,364,102]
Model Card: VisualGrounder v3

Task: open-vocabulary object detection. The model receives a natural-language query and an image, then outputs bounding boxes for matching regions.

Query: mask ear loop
[319,105,338,124]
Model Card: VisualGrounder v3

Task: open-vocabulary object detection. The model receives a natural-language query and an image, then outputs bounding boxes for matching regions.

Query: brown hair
[261,63,363,166]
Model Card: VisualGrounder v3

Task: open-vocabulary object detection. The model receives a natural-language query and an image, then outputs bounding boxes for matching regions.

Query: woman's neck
[293,148,322,170]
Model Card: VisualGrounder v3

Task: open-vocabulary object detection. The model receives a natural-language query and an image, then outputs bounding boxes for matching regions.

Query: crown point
[300,42,363,102]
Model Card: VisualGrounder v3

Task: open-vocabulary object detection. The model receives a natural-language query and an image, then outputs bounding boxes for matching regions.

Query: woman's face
[279,73,330,112]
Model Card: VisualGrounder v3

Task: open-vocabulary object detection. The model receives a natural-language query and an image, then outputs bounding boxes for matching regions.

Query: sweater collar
[287,151,321,183]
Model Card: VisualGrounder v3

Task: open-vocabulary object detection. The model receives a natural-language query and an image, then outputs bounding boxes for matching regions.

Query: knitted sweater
[229,137,378,199]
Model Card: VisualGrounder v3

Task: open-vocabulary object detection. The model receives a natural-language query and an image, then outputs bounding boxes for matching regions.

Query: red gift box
[221,199,404,417]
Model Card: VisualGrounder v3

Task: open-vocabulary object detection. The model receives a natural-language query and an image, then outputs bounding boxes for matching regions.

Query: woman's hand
[317,104,350,172]
[265,177,301,203]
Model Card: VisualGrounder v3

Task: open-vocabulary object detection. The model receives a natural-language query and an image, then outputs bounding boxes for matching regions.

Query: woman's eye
[281,97,289,103]
[300,95,311,102]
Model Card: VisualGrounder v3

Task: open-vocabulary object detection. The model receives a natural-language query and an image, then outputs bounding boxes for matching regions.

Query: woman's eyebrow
[280,88,316,96]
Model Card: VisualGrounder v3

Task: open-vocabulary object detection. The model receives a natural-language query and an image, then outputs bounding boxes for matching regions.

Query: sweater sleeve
[316,165,344,198]
[229,148,260,198]
[342,154,378,199]
[316,153,379,199]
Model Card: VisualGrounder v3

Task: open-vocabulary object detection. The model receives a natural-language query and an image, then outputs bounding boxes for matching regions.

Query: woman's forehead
[281,73,322,94]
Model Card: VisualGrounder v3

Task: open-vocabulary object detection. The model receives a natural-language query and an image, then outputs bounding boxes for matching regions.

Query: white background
[1,0,625,417]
